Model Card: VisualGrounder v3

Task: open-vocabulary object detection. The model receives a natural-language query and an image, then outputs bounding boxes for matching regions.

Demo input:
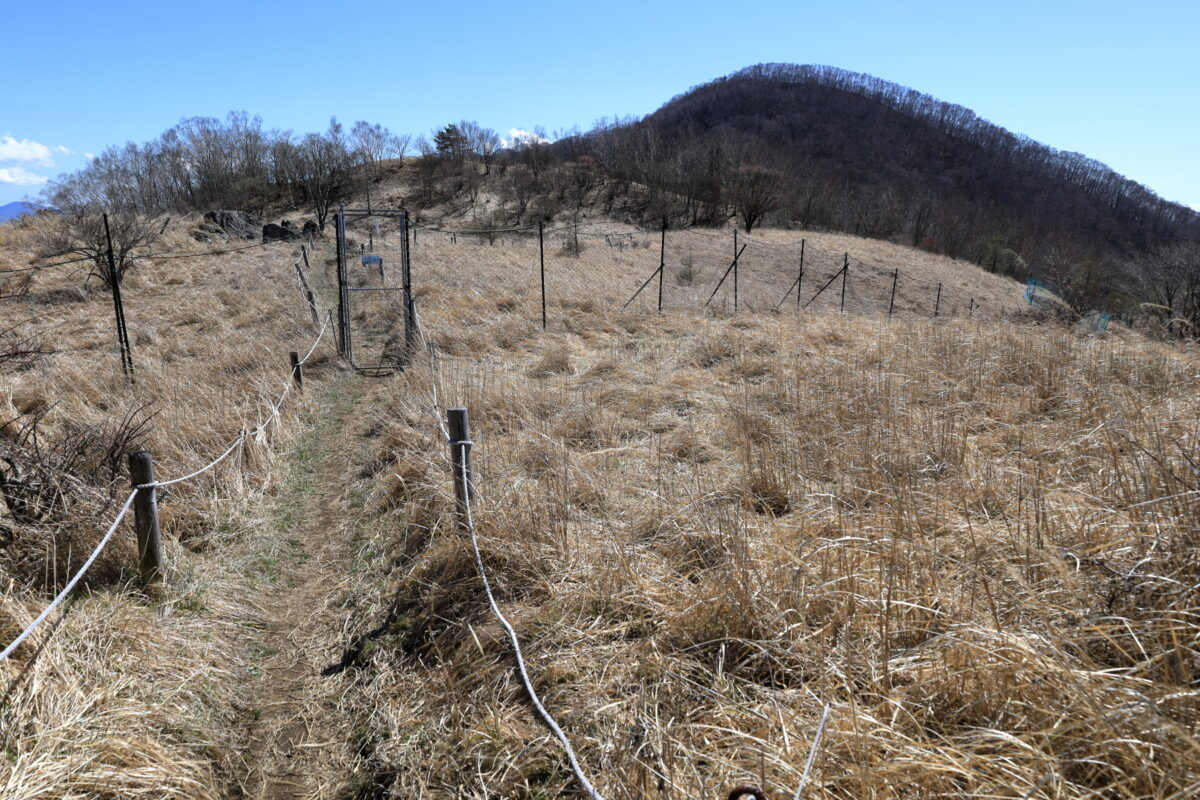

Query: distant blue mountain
[0,201,43,222]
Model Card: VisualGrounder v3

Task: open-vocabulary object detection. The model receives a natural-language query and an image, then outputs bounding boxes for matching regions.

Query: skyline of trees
[37,64,1199,309]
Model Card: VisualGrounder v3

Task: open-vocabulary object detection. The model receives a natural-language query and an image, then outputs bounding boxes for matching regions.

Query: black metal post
[103,213,133,379]
[888,268,898,318]
[402,210,417,358]
[657,218,666,313]
[733,229,738,312]
[335,208,349,358]
[707,244,747,307]
[539,221,547,330]
[798,239,805,312]
[840,253,848,313]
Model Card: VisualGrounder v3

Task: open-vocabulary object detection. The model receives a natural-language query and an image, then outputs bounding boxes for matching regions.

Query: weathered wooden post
[447,408,474,527]
[305,289,319,326]
[289,350,303,392]
[128,451,163,586]
[934,283,943,317]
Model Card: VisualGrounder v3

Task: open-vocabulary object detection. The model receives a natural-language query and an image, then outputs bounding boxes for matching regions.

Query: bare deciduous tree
[36,204,167,289]
[293,119,357,231]
[726,163,783,233]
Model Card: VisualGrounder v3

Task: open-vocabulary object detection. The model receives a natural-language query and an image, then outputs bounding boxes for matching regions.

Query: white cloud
[0,166,49,185]
[501,128,551,149]
[0,136,72,167]
[84,152,95,161]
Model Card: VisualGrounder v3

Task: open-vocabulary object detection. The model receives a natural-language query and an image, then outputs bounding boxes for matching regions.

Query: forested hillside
[568,64,1200,305]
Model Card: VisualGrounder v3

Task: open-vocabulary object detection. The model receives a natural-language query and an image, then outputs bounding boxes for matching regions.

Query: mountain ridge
[574,63,1198,303]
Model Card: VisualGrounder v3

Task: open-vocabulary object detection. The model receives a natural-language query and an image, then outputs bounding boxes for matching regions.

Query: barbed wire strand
[0,254,97,276]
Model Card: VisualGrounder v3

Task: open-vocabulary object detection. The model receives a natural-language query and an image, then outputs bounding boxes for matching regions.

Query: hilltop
[0,202,42,223]
[567,64,1199,305]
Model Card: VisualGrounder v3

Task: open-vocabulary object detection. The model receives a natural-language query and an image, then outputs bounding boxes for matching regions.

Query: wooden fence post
[305,289,319,326]
[289,350,303,392]
[934,283,943,317]
[128,451,163,586]
[447,408,474,526]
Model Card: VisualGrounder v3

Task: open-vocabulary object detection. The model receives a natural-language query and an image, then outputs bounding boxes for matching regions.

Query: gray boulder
[262,223,294,243]
[203,210,261,240]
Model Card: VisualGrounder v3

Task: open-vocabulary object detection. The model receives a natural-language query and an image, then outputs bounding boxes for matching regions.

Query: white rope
[455,445,605,800]
[297,310,332,366]
[139,430,246,489]
[1,271,332,663]
[792,703,830,800]
[143,312,329,486]
[0,490,138,663]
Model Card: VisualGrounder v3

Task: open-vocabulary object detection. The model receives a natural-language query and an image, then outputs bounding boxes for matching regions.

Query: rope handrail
[414,324,602,799]
[453,442,606,800]
[0,490,138,663]
[139,431,247,490]
[140,309,330,489]
[0,281,332,664]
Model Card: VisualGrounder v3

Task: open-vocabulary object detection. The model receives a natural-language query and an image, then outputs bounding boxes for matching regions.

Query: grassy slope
[340,299,1200,799]
[1,194,1197,799]
[1,217,346,798]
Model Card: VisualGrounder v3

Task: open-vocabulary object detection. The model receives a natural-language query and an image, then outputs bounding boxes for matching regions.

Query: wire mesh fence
[401,218,1003,342]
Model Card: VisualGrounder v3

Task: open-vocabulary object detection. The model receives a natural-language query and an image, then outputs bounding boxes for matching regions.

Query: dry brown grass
[1,216,340,798]
[337,282,1200,799]
[3,204,1198,800]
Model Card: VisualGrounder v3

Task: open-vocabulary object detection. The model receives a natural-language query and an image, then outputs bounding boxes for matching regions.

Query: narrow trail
[231,374,370,800]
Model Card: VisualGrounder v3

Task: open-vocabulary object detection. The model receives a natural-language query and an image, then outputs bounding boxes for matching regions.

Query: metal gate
[334,205,417,373]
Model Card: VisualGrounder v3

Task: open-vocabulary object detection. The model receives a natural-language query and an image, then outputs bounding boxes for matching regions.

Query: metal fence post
[888,268,898,318]
[539,221,547,330]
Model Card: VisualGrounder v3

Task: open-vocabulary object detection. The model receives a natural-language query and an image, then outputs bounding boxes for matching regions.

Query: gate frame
[334,204,417,372]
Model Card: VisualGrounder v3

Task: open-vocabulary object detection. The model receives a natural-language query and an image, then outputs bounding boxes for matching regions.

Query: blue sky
[2,0,1197,209]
